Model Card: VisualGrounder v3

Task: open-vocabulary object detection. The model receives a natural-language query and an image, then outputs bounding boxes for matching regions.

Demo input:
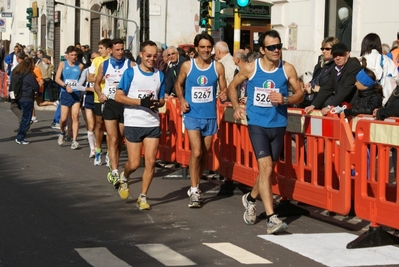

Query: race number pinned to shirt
[253,87,279,107]
[104,82,119,99]
[136,89,155,100]
[65,79,78,90]
[191,86,213,103]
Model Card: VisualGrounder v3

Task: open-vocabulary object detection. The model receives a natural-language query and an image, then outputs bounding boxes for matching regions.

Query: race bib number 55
[191,86,213,103]
[253,87,279,107]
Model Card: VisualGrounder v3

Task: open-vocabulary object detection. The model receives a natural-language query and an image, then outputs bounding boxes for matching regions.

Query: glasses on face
[264,43,283,51]
[167,52,176,57]
[144,53,158,59]
[320,47,332,51]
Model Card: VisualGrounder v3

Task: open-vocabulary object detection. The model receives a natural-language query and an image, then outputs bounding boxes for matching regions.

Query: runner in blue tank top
[175,32,228,208]
[54,45,84,150]
[227,30,304,234]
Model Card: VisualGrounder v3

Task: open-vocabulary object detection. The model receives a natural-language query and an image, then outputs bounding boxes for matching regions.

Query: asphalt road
[1,100,399,267]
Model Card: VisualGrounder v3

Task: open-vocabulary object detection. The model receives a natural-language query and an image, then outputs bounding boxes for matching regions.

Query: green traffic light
[236,0,250,8]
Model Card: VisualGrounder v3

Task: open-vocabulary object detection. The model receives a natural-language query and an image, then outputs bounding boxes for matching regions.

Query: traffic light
[214,1,233,30]
[236,0,251,8]
[199,0,211,28]
[26,7,33,31]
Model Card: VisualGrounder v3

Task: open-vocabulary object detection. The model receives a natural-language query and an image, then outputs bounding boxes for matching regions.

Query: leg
[16,101,34,142]
[187,130,203,188]
[10,101,22,124]
[103,119,120,171]
[141,137,159,195]
[255,156,275,216]
[70,102,81,141]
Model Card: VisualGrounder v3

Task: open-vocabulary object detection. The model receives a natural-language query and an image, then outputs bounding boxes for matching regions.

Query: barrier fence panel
[156,99,177,163]
[220,107,355,216]
[348,118,399,248]
[0,71,7,100]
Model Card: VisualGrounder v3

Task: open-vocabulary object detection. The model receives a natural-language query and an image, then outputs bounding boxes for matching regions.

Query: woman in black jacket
[343,66,382,117]
[15,57,39,144]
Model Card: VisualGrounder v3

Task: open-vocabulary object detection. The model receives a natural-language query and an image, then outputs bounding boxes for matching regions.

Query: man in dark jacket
[165,46,187,97]
[305,43,362,115]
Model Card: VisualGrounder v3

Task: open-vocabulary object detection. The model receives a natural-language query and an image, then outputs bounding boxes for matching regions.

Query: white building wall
[150,0,199,47]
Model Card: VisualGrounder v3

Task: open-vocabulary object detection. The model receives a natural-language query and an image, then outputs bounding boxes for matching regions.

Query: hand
[304,83,311,94]
[312,85,320,92]
[233,106,246,121]
[140,93,159,110]
[321,106,331,116]
[180,99,190,113]
[304,105,315,113]
[66,85,73,94]
[239,97,247,104]
[218,90,227,102]
[372,108,379,118]
[269,91,283,105]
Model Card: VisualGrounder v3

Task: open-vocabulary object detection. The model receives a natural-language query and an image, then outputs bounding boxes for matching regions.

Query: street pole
[233,8,241,51]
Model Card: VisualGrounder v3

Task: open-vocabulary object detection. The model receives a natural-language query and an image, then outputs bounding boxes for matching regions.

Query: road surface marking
[203,242,272,264]
[136,243,197,266]
[259,233,399,267]
[75,247,131,267]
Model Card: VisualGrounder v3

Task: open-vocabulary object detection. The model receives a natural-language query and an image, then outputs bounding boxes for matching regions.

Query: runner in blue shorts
[227,30,304,234]
[55,45,84,150]
[175,32,227,208]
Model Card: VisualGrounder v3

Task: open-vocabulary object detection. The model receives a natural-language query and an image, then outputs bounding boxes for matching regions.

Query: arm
[271,62,303,105]
[54,61,67,90]
[215,61,227,101]
[87,60,96,82]
[94,62,106,103]
[227,62,254,120]
[175,61,190,113]
[306,71,335,110]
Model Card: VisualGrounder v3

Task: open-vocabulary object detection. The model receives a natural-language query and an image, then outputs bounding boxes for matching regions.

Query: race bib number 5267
[191,86,213,103]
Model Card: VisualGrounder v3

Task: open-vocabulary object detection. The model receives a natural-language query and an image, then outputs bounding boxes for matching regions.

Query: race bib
[136,89,155,99]
[253,87,279,107]
[191,86,213,103]
[65,79,78,90]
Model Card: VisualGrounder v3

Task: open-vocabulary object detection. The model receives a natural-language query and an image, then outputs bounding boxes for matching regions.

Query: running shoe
[118,172,129,200]
[136,195,151,210]
[89,150,96,158]
[266,214,288,234]
[242,193,256,225]
[58,133,64,146]
[71,140,79,150]
[15,139,30,145]
[187,188,203,203]
[188,191,201,208]
[105,153,110,167]
[94,152,102,166]
[51,123,60,129]
[107,171,119,187]
[31,116,38,123]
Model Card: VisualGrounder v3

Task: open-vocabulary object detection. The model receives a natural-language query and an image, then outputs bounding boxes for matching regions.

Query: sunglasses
[320,47,332,51]
[264,43,283,51]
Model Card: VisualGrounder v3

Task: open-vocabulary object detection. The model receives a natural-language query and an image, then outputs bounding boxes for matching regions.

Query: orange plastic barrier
[0,71,8,99]
[156,98,177,162]
[219,107,355,215]
[348,118,399,247]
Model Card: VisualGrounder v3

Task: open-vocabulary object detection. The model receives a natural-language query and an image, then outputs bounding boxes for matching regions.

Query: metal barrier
[347,118,399,248]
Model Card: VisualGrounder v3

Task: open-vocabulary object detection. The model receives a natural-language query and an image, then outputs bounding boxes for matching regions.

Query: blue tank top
[61,61,81,93]
[184,59,218,119]
[246,59,288,128]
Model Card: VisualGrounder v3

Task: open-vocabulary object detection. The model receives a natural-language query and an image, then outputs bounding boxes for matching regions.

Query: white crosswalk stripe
[203,242,272,264]
[75,247,132,267]
[258,233,399,267]
[136,243,197,266]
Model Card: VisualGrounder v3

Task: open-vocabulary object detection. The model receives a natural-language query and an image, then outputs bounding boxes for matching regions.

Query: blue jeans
[16,101,34,141]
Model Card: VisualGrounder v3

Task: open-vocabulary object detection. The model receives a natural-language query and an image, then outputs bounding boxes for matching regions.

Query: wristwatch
[283,97,289,105]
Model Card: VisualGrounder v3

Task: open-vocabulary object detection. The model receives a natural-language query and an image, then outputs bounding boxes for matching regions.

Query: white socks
[87,131,96,151]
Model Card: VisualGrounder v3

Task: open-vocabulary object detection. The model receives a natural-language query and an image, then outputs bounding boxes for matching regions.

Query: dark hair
[124,51,135,62]
[16,51,27,60]
[98,38,112,49]
[258,30,281,48]
[360,33,382,56]
[140,40,157,52]
[111,38,124,47]
[193,31,215,47]
[13,57,35,76]
[65,45,79,54]
[363,67,383,95]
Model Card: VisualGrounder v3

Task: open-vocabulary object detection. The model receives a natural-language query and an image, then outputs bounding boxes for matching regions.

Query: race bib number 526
[253,87,279,107]
[191,86,213,103]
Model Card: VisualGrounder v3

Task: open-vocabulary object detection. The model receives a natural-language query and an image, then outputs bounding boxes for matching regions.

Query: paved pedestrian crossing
[75,233,399,266]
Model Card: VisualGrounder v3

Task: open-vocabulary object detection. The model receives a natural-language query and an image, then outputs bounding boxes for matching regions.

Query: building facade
[1,0,399,76]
